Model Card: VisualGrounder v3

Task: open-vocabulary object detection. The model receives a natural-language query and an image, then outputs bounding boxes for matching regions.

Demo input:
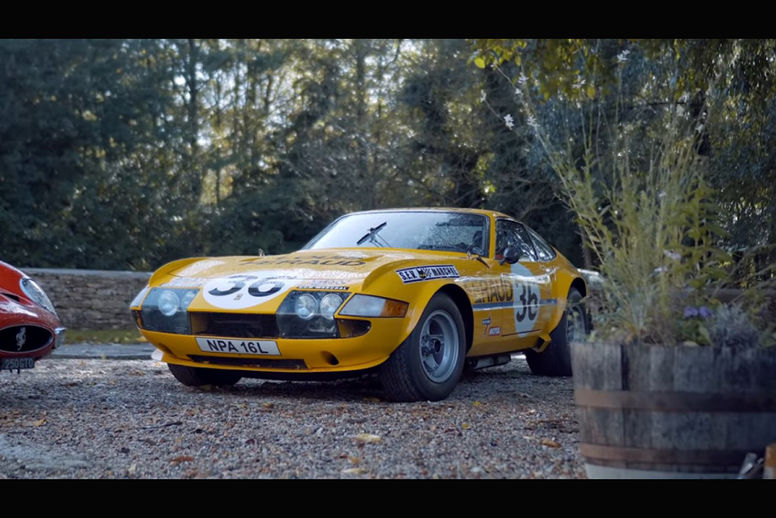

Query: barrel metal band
[580,443,751,466]
[574,388,776,412]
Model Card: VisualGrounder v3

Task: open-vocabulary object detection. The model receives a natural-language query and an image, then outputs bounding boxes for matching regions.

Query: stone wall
[21,268,151,330]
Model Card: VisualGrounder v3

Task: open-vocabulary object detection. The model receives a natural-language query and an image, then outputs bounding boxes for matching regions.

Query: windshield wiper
[356,221,388,246]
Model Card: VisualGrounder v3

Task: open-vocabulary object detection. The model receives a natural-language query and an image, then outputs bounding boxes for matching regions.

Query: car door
[494,219,553,341]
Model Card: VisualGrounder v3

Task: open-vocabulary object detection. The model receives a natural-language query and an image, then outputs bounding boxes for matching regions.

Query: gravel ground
[0,353,585,479]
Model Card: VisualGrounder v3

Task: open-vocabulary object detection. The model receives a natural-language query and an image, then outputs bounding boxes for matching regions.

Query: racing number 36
[208,274,285,298]
[512,283,541,336]
[203,271,294,310]
[515,283,539,322]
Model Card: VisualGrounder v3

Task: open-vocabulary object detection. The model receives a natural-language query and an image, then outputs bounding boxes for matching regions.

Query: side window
[495,220,538,261]
[525,226,556,261]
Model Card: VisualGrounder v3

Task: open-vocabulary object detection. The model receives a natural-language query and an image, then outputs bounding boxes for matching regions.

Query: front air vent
[0,325,53,353]
[190,312,278,338]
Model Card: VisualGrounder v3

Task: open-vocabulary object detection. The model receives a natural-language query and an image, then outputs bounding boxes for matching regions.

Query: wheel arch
[435,284,474,353]
[543,272,589,337]
[569,276,587,298]
[569,275,591,333]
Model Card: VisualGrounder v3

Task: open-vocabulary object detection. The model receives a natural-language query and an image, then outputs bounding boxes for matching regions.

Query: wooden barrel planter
[570,341,776,478]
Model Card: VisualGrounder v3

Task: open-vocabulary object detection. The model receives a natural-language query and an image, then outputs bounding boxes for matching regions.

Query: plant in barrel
[473,39,776,478]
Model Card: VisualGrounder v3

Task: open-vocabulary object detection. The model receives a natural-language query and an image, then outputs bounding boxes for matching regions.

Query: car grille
[188,354,307,370]
[0,325,53,353]
[190,312,278,338]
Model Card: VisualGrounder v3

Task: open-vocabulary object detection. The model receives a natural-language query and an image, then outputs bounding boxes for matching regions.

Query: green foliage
[405,40,583,263]
[0,39,524,268]
[473,38,774,345]
[0,39,184,269]
[1,36,774,309]
[549,118,724,344]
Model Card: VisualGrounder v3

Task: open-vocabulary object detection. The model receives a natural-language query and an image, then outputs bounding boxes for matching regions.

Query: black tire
[379,293,466,402]
[525,287,587,377]
[168,363,242,387]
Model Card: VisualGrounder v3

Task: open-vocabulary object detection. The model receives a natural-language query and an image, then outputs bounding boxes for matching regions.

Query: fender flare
[393,282,474,354]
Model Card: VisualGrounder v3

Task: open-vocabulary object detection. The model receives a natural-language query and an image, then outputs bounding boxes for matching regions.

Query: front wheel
[525,287,588,376]
[168,364,242,387]
[379,293,466,402]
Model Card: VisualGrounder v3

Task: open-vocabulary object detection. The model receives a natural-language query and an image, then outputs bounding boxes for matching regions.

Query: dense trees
[473,39,776,274]
[1,39,774,273]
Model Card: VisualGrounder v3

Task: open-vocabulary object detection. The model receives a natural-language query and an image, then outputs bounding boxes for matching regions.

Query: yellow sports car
[130,208,589,401]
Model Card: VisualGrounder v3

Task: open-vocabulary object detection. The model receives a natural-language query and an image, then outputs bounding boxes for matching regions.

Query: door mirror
[499,246,522,265]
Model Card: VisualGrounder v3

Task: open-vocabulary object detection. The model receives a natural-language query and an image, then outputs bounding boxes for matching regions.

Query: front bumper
[140,317,409,375]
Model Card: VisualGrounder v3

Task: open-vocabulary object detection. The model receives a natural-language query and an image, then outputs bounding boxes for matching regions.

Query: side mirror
[499,246,522,265]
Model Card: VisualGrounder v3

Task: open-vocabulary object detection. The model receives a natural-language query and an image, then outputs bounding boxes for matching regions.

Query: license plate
[2,357,35,371]
[196,337,280,356]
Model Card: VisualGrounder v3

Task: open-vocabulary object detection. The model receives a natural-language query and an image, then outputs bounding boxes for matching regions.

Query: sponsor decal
[467,266,545,335]
[297,281,349,291]
[244,254,367,267]
[396,264,459,284]
[466,277,514,308]
[311,270,365,281]
[480,316,501,337]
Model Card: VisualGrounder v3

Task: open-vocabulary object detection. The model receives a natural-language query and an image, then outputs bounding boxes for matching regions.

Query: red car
[0,261,65,373]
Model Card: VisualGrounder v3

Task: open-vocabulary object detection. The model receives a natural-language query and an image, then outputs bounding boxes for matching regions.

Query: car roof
[344,207,512,220]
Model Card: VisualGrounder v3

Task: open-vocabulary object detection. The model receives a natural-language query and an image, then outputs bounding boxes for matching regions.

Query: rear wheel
[525,287,587,376]
[168,364,242,387]
[379,293,466,402]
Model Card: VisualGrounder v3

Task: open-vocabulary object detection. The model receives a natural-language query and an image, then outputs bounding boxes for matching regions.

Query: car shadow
[192,356,536,404]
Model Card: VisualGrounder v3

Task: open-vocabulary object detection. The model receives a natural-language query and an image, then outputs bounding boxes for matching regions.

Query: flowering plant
[676,302,770,347]
[475,41,775,348]
[677,305,714,345]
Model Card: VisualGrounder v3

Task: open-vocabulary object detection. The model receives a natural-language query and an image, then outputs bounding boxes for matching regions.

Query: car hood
[160,249,428,284]
[151,249,465,312]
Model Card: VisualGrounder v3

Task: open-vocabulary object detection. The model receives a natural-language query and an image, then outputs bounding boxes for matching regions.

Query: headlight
[277,291,348,338]
[19,277,57,316]
[339,294,408,318]
[294,293,318,320]
[319,293,345,320]
[139,288,199,334]
[158,290,180,317]
[130,286,150,308]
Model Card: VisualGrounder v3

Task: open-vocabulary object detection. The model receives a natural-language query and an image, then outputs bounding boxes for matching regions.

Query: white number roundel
[510,263,540,334]
[202,270,297,310]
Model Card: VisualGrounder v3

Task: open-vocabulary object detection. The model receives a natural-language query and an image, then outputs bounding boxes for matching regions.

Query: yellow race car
[130,208,589,401]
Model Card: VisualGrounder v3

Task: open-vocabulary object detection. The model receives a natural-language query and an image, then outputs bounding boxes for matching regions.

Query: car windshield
[303,211,490,255]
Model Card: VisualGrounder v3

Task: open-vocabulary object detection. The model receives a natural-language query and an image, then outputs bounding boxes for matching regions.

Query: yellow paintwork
[132,209,585,376]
